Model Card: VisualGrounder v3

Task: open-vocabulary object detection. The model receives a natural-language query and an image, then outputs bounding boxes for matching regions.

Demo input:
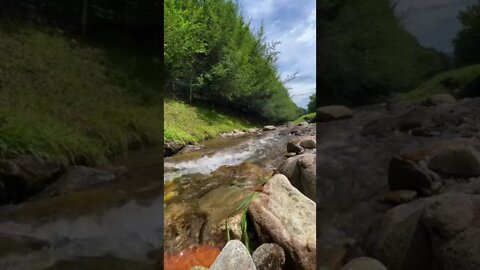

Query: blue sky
[236,0,316,109]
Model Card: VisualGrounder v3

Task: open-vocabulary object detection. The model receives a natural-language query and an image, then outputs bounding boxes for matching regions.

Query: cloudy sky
[236,0,316,109]
[393,0,477,52]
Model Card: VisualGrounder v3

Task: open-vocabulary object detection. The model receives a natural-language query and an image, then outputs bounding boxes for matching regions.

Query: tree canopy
[318,0,450,106]
[454,3,480,66]
[164,0,300,123]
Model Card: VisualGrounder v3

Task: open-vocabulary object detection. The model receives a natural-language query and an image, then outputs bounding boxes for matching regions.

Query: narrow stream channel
[0,149,162,270]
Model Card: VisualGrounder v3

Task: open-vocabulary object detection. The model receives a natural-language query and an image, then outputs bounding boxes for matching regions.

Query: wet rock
[364,200,431,270]
[198,186,250,243]
[178,144,204,154]
[287,142,304,154]
[34,166,126,199]
[299,137,316,149]
[209,240,256,270]
[252,243,285,270]
[165,141,184,156]
[248,128,260,133]
[339,257,388,270]
[298,121,309,126]
[263,125,276,131]
[427,146,480,177]
[248,174,316,270]
[313,105,353,123]
[164,203,207,253]
[380,190,418,205]
[0,155,63,203]
[424,94,457,107]
[388,156,440,195]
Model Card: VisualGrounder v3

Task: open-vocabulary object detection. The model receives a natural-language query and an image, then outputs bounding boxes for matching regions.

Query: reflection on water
[0,148,162,270]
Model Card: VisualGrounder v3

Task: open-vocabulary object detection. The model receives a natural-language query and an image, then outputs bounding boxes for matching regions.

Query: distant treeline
[318,0,452,106]
[164,0,301,123]
[0,0,160,48]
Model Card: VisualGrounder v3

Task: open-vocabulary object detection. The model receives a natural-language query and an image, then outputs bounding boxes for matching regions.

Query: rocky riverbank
[317,94,480,269]
[164,121,318,270]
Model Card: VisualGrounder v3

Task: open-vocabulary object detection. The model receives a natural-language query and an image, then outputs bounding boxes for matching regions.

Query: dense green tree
[318,0,449,105]
[307,94,316,113]
[454,3,480,65]
[164,0,300,123]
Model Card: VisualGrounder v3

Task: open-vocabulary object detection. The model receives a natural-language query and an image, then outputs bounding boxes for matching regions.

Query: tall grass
[164,99,253,145]
[0,19,162,165]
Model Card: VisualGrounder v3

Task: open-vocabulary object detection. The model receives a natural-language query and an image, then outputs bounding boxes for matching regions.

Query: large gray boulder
[248,174,316,270]
[278,153,316,200]
[365,193,480,270]
[314,105,353,123]
[209,240,256,270]
[364,199,431,270]
[427,146,480,177]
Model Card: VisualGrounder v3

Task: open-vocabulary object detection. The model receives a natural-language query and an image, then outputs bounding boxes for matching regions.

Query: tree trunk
[81,0,88,36]
[189,77,193,104]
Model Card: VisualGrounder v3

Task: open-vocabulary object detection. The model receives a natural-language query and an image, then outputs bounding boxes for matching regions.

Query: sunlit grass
[0,19,162,165]
[164,99,254,144]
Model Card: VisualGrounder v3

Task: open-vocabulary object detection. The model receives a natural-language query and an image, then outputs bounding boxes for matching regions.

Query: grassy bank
[0,20,162,165]
[164,99,254,145]
[293,113,316,124]
[404,64,480,102]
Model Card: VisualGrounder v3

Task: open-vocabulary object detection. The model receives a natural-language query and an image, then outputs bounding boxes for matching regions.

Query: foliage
[453,3,480,65]
[404,64,480,101]
[225,191,260,252]
[164,99,253,145]
[164,0,300,124]
[307,94,316,113]
[0,20,162,164]
[293,113,316,125]
[318,0,450,105]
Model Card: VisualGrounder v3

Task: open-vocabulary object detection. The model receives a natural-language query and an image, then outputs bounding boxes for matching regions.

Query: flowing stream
[0,149,162,270]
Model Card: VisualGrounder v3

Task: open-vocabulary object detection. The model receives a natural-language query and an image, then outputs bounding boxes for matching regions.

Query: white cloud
[237,1,316,109]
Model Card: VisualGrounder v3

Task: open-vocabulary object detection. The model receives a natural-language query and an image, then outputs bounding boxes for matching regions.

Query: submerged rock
[209,240,256,270]
[248,174,316,270]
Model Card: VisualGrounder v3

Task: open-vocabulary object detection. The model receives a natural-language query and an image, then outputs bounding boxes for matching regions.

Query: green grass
[404,64,480,102]
[293,112,316,124]
[164,99,254,144]
[0,19,162,165]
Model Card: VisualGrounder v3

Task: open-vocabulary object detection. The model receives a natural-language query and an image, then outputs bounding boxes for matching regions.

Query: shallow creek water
[0,149,162,270]
[163,128,295,263]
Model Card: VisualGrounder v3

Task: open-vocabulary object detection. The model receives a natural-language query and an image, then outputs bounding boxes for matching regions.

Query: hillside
[0,19,162,165]
[164,99,253,145]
